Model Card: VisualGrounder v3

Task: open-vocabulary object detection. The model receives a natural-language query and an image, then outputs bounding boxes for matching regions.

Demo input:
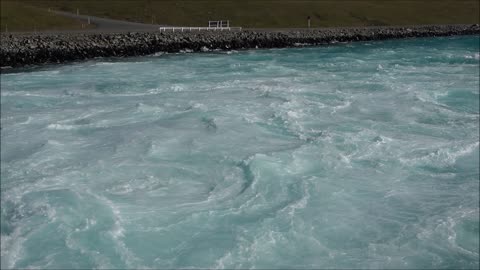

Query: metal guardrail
[159,27,242,32]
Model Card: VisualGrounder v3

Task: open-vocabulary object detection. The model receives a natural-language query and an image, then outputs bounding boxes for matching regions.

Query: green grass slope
[1,0,92,32]
[2,0,479,32]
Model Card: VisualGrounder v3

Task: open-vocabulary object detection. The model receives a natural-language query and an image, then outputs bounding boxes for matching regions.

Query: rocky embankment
[1,24,479,68]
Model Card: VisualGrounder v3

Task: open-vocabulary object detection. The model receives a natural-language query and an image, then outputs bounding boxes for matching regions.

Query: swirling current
[1,36,479,269]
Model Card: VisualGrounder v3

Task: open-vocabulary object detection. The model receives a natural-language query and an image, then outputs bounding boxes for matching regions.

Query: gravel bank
[1,24,479,68]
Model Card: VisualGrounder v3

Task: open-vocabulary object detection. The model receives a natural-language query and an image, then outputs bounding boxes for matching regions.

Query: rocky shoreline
[1,24,479,69]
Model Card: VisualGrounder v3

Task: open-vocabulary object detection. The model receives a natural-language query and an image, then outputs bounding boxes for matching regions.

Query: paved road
[51,10,168,32]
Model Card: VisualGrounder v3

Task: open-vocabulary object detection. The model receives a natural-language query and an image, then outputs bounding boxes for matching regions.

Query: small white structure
[208,20,229,28]
[159,20,241,32]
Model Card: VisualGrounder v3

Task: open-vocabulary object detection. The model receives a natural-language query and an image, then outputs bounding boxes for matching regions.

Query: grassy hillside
[1,0,479,32]
[0,0,92,32]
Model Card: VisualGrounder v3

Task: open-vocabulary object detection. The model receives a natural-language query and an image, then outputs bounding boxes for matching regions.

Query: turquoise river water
[1,36,479,269]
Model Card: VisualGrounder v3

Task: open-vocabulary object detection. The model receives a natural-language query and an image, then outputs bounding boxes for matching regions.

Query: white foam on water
[331,100,352,114]
[400,141,479,167]
[180,48,194,53]
[170,84,184,92]
[90,193,146,269]
[1,227,26,269]
[151,52,166,57]
[19,116,33,125]
[94,62,118,66]
[47,123,77,130]
[135,103,165,114]
[1,35,479,269]
[188,101,208,111]
[464,53,480,60]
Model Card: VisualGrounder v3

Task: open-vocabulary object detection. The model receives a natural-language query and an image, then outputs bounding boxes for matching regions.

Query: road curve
[51,10,168,32]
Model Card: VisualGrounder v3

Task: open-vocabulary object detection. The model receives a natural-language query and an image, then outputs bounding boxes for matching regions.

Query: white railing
[159,26,242,32]
[209,20,229,28]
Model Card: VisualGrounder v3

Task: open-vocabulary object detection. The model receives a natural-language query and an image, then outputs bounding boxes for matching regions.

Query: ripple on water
[1,35,479,269]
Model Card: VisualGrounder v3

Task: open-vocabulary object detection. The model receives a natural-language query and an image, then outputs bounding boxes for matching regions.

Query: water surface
[1,36,479,269]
